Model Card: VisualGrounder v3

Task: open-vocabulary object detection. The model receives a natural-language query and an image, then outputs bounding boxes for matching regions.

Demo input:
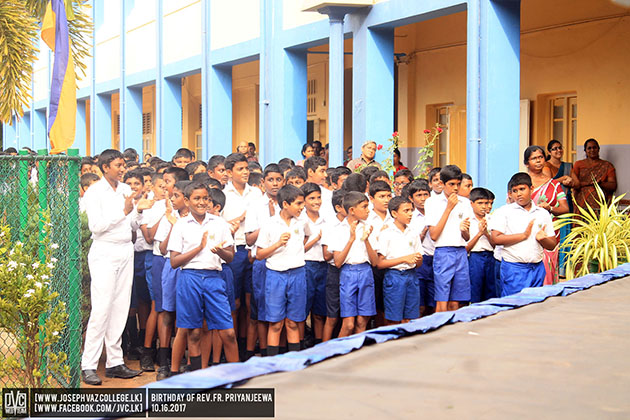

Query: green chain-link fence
[0,149,82,388]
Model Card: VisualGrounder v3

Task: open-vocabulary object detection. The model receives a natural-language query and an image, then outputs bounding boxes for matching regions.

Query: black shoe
[127,346,143,361]
[156,366,170,381]
[105,364,142,379]
[82,369,102,386]
[140,353,155,372]
[179,364,192,373]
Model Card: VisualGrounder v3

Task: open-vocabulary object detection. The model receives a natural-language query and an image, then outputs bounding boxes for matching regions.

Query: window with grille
[307,79,317,115]
[549,95,578,163]
[199,103,202,130]
[436,106,450,167]
[115,114,120,135]
[142,113,152,135]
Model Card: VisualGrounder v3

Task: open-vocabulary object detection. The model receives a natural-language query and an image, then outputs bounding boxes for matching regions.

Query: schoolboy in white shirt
[466,187,496,303]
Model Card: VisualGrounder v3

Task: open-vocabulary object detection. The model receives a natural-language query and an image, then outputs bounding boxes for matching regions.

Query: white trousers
[81,241,134,370]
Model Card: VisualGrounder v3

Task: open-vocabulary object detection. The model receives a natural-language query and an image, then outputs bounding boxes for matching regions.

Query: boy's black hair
[126,161,140,170]
[369,180,391,198]
[224,153,248,171]
[156,162,172,173]
[278,160,293,174]
[164,166,189,182]
[191,172,213,186]
[301,182,321,198]
[183,181,209,198]
[277,185,304,208]
[394,168,414,183]
[185,161,207,177]
[388,196,412,216]
[248,160,263,173]
[440,165,463,183]
[263,163,282,179]
[508,172,533,191]
[428,167,442,182]
[342,173,367,193]
[470,187,490,202]
[148,156,165,168]
[406,178,431,198]
[206,177,223,190]
[278,157,295,168]
[248,172,263,187]
[173,180,191,194]
[330,166,352,185]
[139,167,155,178]
[207,155,225,171]
[80,156,95,169]
[98,149,124,172]
[285,166,307,181]
[80,172,100,189]
[208,187,226,211]
[3,147,17,154]
[485,188,496,200]
[369,170,390,184]
[172,148,193,161]
[304,156,327,177]
[123,169,144,184]
[123,148,139,162]
[462,172,472,182]
[359,165,379,181]
[342,191,369,213]
[332,189,347,212]
[151,172,164,184]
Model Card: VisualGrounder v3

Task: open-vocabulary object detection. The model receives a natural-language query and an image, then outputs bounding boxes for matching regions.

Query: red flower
[392,131,398,137]
[423,129,431,134]
[354,163,361,169]
[377,144,383,150]
[437,127,443,133]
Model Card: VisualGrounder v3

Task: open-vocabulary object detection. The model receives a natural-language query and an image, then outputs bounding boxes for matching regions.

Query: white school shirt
[486,209,504,261]
[300,211,325,262]
[321,216,344,266]
[167,213,234,270]
[468,216,494,253]
[255,215,309,271]
[375,224,423,271]
[243,194,280,234]
[409,209,435,256]
[489,202,554,264]
[152,210,184,256]
[83,177,141,244]
[366,210,394,248]
[319,187,336,222]
[425,193,474,248]
[222,181,263,246]
[327,219,373,265]
[140,200,166,256]
[134,225,153,252]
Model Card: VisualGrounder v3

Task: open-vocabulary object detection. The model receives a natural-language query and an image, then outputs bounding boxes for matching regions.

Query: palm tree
[0,0,92,125]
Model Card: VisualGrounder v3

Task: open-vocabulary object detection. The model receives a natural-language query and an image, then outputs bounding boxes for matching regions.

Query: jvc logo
[3,389,28,416]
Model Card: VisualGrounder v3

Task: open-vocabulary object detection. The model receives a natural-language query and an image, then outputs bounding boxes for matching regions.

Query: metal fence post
[37,149,48,262]
[18,150,29,241]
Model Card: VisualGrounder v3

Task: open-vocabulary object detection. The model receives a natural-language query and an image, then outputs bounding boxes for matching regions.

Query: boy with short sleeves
[425,165,474,312]
[490,173,557,296]
[304,156,335,221]
[466,187,496,303]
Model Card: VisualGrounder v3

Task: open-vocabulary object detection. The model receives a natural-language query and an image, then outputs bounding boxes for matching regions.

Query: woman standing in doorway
[571,138,617,211]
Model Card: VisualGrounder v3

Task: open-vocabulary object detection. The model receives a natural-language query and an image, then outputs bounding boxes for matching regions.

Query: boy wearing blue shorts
[490,173,557,296]
[255,185,308,356]
[426,165,474,312]
[376,196,423,324]
[466,187,496,303]
[168,182,238,369]
[329,191,378,337]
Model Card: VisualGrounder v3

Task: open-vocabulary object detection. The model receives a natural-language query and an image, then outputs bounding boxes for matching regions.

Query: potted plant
[555,182,630,279]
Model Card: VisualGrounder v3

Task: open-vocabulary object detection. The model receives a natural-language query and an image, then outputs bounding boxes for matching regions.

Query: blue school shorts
[433,247,471,302]
[151,254,166,312]
[306,260,328,317]
[251,259,267,321]
[161,258,179,312]
[144,250,154,301]
[132,250,151,308]
[500,260,545,297]
[176,269,233,330]
[415,255,435,308]
[265,266,307,323]
[494,258,502,297]
[326,265,341,318]
[227,245,252,300]
[383,269,420,322]
[339,263,376,318]
[469,251,496,303]
[221,264,236,312]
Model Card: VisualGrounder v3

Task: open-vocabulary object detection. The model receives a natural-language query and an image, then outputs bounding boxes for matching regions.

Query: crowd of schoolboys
[78,146,556,385]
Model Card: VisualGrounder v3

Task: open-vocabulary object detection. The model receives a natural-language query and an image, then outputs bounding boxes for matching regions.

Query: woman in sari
[571,138,617,211]
[525,146,569,285]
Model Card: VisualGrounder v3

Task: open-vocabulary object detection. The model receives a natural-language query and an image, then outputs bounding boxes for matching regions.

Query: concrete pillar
[161,77,182,161]
[327,10,346,167]
[34,110,47,151]
[75,102,87,155]
[94,93,112,153]
[208,66,233,158]
[124,87,143,154]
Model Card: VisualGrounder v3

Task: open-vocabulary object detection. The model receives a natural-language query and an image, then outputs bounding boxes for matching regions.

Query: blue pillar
[5,118,18,149]
[327,11,345,167]
[161,77,182,161]
[208,66,233,158]
[75,102,87,155]
[120,0,127,151]
[90,0,97,155]
[19,113,31,150]
[155,0,164,157]
[259,0,273,165]
[469,0,521,204]
[34,110,47,151]
[94,93,112,153]
[201,0,211,160]
[353,23,395,165]
[124,87,143,154]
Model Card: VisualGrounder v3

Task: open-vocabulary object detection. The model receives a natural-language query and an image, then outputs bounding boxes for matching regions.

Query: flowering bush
[0,224,69,387]
[413,124,442,178]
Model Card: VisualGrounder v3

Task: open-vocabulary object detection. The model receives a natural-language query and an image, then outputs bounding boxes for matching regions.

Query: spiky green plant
[555,181,630,279]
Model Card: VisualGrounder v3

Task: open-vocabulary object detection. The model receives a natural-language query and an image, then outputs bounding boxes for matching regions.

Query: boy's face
[335,174,349,190]
[392,202,414,226]
[81,164,92,176]
[172,156,191,168]
[207,202,222,216]
[126,177,144,195]
[511,184,533,207]
[193,165,207,176]
[153,178,168,200]
[143,175,153,192]
[487,199,494,213]
[185,188,209,218]
[263,172,283,198]
[393,176,410,196]
[102,158,126,182]
[471,199,489,217]
[443,179,460,197]
[350,200,370,221]
[459,179,473,198]
[286,177,305,188]
[163,173,177,197]
[171,187,186,211]
[371,190,392,213]
[283,196,305,218]
[228,161,250,186]
[430,174,443,194]
[308,165,327,185]
[208,163,228,186]
[411,190,430,211]
[304,191,322,213]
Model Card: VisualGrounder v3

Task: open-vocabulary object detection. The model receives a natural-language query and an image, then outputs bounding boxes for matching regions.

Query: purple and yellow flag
[41,0,76,154]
